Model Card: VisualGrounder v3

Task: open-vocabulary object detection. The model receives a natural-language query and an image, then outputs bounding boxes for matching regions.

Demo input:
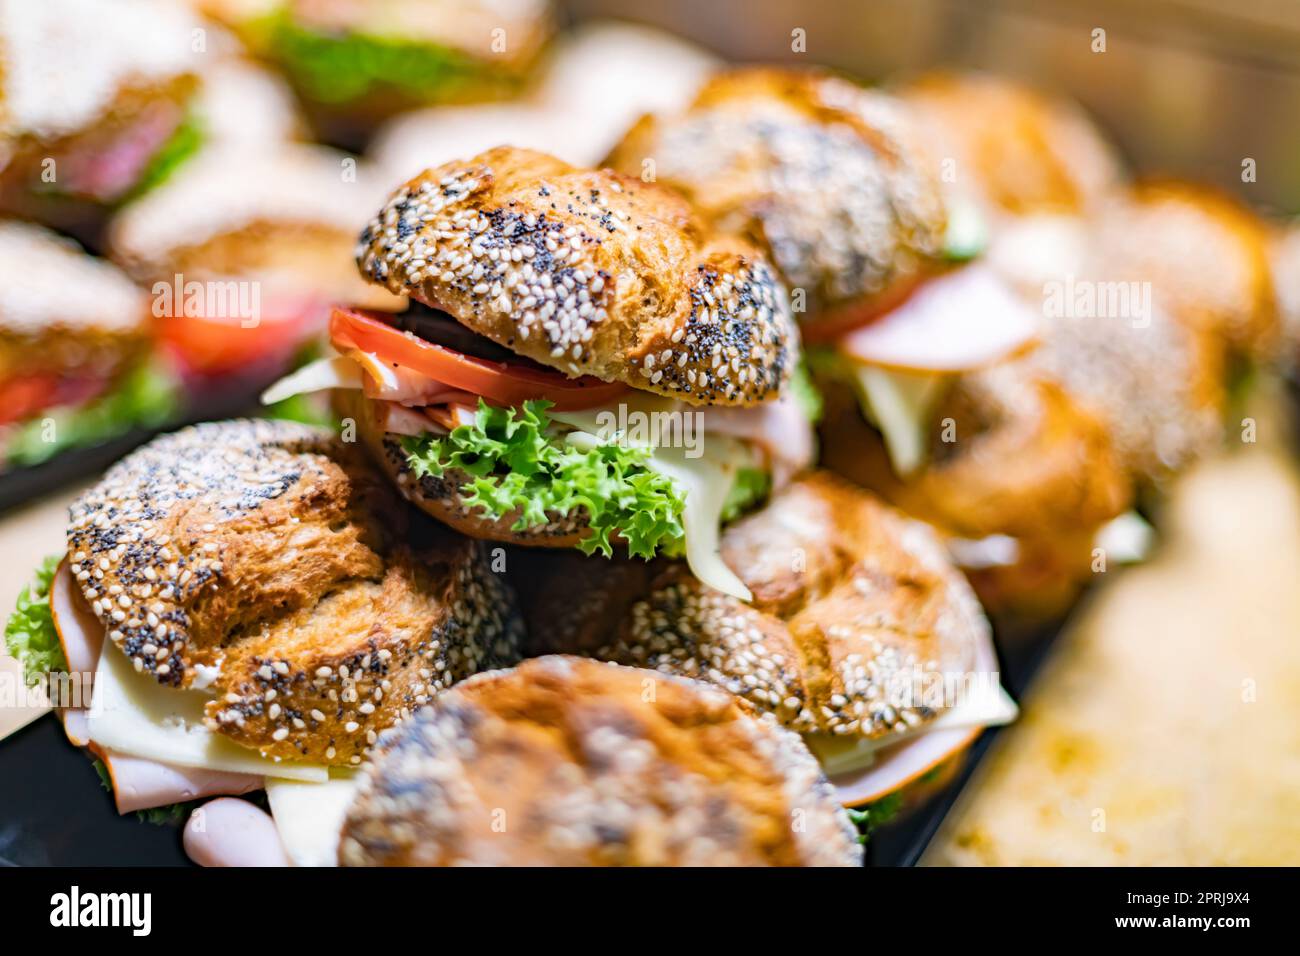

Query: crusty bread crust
[605,68,947,324]
[520,473,991,741]
[897,71,1122,217]
[339,388,590,548]
[66,418,522,765]
[1090,180,1279,360]
[817,368,1132,620]
[340,655,861,866]
[355,146,795,406]
[820,368,1131,541]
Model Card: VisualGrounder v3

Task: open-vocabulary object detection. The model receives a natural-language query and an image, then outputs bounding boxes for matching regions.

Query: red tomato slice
[329,306,628,411]
[800,268,935,346]
[159,295,323,375]
[0,374,60,426]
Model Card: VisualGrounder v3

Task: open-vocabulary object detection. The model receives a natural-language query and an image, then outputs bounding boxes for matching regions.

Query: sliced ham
[839,264,1041,372]
[49,558,104,681]
[700,393,815,474]
[61,708,91,748]
[183,798,290,867]
[830,725,981,807]
[423,402,478,432]
[61,101,183,201]
[100,752,263,815]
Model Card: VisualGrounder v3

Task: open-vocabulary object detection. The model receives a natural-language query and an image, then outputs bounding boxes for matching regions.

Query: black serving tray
[0,610,1072,867]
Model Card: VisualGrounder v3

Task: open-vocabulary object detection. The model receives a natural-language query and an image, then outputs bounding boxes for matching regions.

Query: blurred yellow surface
[925,391,1300,865]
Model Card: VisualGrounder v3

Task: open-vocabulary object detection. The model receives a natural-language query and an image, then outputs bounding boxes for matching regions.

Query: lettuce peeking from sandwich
[3,361,180,468]
[403,399,687,560]
[118,112,205,205]
[254,11,517,106]
[4,555,65,687]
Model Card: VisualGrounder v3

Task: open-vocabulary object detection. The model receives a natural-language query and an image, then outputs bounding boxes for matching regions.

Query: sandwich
[0,0,204,242]
[371,19,720,180]
[0,220,177,470]
[199,0,555,144]
[605,69,1127,619]
[262,146,812,601]
[4,418,522,863]
[108,144,401,385]
[514,472,1019,813]
[338,655,862,866]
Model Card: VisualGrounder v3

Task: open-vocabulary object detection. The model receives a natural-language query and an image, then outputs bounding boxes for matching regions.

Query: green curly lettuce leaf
[120,112,205,204]
[4,555,66,687]
[846,792,905,844]
[403,399,687,559]
[257,11,503,104]
[789,360,824,424]
[4,360,181,468]
[720,467,770,524]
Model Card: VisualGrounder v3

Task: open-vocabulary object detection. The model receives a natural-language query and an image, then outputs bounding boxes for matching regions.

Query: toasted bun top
[605,68,947,321]
[0,0,197,141]
[355,145,795,406]
[0,220,146,337]
[66,418,522,764]
[897,70,1122,217]
[339,655,860,866]
[522,473,992,740]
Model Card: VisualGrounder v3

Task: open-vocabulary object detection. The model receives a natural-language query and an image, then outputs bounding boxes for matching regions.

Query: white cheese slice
[805,677,1019,777]
[86,643,327,783]
[265,772,361,867]
[1094,510,1154,563]
[260,354,362,405]
[848,363,945,477]
[947,533,1021,569]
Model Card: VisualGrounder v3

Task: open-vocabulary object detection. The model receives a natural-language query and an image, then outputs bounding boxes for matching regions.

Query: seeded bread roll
[66,418,523,765]
[339,655,861,866]
[355,145,795,406]
[337,388,589,548]
[521,473,992,742]
[604,68,947,327]
[818,365,1132,619]
[0,221,149,398]
[896,71,1122,217]
[1089,181,1278,361]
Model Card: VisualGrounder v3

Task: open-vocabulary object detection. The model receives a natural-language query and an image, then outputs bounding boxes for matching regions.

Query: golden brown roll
[1089,180,1278,360]
[339,655,861,866]
[522,473,998,739]
[356,146,795,405]
[605,68,948,330]
[896,70,1122,218]
[818,363,1133,619]
[65,418,523,764]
